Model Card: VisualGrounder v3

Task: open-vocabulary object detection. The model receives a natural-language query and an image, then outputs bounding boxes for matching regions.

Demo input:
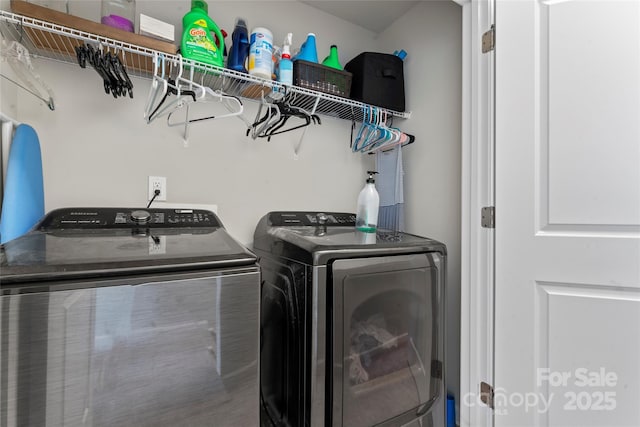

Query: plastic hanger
[261,98,321,141]
[145,56,198,122]
[248,92,281,139]
[76,43,133,99]
[357,107,387,152]
[352,106,373,152]
[144,53,169,120]
[0,38,55,110]
[364,110,402,153]
[166,87,245,126]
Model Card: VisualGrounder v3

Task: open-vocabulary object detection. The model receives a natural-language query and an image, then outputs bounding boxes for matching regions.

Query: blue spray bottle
[278,33,293,85]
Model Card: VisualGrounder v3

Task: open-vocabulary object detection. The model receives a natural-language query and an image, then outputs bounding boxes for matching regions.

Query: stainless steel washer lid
[253,211,447,265]
[1,207,257,283]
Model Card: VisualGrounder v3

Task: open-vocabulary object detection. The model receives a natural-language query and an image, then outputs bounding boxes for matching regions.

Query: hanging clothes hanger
[248,89,320,141]
[362,109,402,153]
[353,106,382,152]
[166,88,245,127]
[0,112,21,127]
[145,56,198,123]
[262,99,321,141]
[76,42,134,100]
[0,38,55,110]
[248,92,281,140]
[160,63,246,124]
[144,53,169,120]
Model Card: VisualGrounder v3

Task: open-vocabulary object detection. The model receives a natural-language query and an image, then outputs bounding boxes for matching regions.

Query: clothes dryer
[254,211,446,427]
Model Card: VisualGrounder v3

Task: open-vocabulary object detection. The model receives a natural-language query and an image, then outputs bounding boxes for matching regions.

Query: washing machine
[253,211,447,427]
[0,207,260,427]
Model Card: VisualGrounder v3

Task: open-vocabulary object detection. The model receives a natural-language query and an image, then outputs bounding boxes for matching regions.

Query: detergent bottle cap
[192,0,208,13]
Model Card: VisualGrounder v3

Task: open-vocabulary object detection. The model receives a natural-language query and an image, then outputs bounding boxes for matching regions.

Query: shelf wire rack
[0,10,411,123]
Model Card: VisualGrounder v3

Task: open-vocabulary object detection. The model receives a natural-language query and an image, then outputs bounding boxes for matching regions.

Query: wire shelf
[0,10,411,123]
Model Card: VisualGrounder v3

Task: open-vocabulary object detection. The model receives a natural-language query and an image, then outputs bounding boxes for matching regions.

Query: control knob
[316,212,329,225]
[130,210,151,225]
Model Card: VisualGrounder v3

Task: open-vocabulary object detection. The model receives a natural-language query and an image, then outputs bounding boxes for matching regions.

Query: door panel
[0,271,260,427]
[536,282,640,426]
[332,254,444,427]
[496,0,640,426]
[538,1,640,229]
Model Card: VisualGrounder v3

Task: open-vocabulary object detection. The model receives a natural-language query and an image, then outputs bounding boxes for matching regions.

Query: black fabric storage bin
[344,52,405,112]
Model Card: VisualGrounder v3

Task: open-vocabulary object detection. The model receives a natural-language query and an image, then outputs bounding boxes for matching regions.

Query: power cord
[147,189,160,208]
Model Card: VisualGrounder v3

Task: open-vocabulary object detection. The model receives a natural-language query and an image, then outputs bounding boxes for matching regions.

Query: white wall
[6,1,380,245]
[2,0,462,411]
[379,0,463,407]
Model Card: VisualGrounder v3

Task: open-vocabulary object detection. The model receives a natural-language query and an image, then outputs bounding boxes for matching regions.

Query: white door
[495,0,640,426]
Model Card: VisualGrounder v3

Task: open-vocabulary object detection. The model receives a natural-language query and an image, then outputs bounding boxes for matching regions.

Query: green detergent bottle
[181,0,225,67]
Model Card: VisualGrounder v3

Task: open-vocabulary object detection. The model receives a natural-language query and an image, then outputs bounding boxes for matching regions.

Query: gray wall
[1,0,462,413]
[378,0,463,409]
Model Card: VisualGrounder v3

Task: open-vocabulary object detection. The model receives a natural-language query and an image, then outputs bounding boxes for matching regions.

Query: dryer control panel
[37,207,221,230]
[268,211,356,227]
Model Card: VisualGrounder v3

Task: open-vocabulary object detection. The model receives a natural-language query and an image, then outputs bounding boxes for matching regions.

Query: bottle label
[279,68,293,85]
[183,24,222,66]
[249,30,273,78]
[194,19,208,28]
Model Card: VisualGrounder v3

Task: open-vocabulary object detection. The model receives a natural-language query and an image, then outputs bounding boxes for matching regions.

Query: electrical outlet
[148,235,166,255]
[148,176,167,201]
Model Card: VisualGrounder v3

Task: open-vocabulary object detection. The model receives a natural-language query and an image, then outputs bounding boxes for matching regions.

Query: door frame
[459,0,495,426]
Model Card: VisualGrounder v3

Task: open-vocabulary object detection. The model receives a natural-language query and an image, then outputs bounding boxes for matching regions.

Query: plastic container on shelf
[248,26,273,80]
[292,33,318,63]
[101,0,135,32]
[322,45,343,70]
[277,33,293,85]
[181,0,225,67]
[227,18,249,73]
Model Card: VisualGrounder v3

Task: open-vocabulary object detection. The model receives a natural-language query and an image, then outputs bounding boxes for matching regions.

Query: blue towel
[0,124,44,244]
[375,146,404,231]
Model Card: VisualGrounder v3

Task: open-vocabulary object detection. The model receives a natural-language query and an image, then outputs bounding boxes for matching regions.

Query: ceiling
[299,1,420,33]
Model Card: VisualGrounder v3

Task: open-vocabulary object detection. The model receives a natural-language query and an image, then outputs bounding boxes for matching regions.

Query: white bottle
[355,171,380,233]
[249,26,274,80]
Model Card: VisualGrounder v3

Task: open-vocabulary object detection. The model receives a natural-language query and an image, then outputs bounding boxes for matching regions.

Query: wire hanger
[0,37,55,110]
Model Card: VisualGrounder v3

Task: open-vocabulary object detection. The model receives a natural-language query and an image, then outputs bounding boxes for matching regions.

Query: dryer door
[330,252,444,427]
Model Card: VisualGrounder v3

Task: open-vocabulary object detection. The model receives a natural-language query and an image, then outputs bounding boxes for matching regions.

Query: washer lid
[1,207,257,283]
[253,211,447,265]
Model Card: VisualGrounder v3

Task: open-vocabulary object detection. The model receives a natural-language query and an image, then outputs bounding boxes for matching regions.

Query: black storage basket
[293,60,352,98]
[344,52,405,112]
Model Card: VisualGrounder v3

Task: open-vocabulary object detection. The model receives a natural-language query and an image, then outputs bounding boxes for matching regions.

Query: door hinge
[481,206,495,228]
[482,25,495,53]
[431,360,443,379]
[480,381,494,409]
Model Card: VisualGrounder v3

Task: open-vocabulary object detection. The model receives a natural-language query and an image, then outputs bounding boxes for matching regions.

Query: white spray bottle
[355,171,379,233]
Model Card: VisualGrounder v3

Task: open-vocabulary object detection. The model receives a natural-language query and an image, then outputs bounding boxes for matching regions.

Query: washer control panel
[38,207,221,230]
[268,211,356,227]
